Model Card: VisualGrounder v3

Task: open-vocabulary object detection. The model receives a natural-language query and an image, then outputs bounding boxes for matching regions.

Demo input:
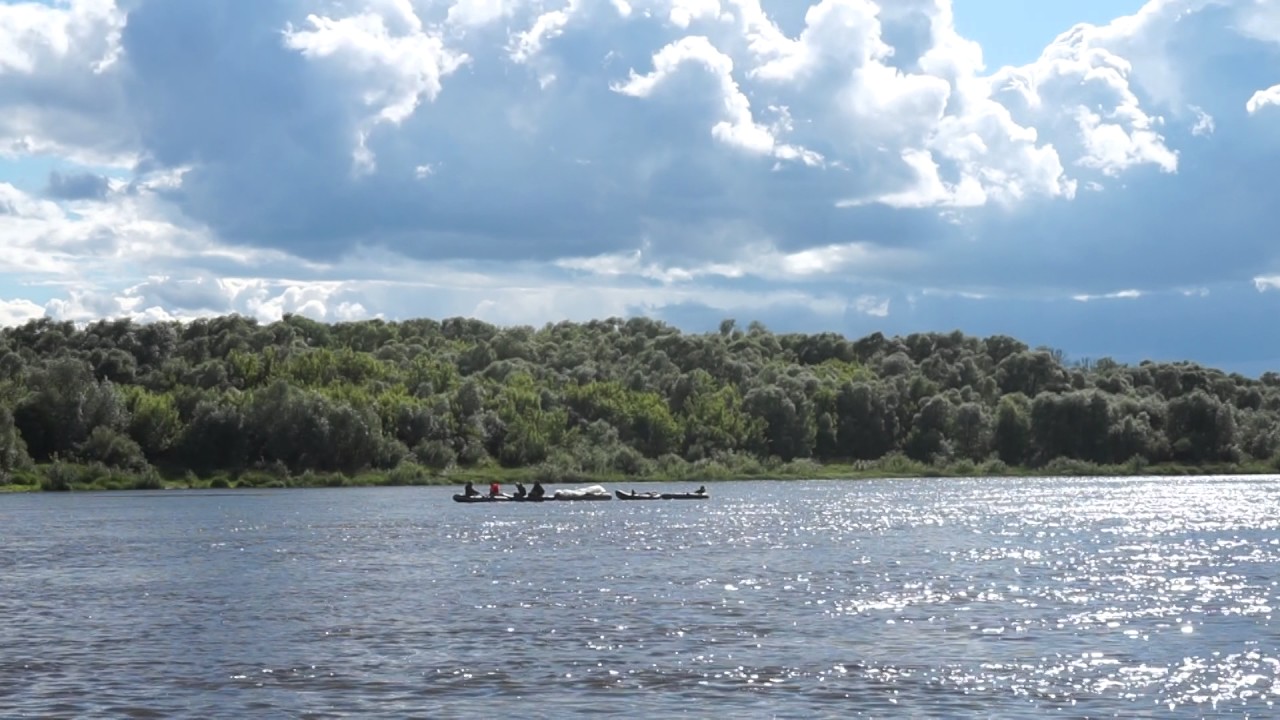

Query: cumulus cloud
[0,0,133,165]
[1247,84,1280,113]
[612,34,822,165]
[2,0,1280,372]
[282,3,469,173]
[0,297,45,327]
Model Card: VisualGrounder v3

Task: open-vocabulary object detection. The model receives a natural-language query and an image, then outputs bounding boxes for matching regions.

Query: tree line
[0,314,1275,489]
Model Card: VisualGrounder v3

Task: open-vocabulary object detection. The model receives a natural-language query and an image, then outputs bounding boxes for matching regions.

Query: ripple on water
[2,477,1279,717]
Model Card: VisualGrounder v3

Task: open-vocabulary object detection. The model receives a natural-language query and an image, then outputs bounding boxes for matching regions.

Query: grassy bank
[2,453,1276,493]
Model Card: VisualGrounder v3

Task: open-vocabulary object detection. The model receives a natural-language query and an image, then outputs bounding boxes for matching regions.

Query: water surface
[2,476,1278,717]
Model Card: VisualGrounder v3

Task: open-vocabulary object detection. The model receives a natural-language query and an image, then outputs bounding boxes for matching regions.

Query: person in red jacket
[488,482,501,497]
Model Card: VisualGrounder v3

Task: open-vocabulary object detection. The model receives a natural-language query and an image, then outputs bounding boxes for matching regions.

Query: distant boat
[615,489,709,501]
[452,484,613,503]
[615,490,662,500]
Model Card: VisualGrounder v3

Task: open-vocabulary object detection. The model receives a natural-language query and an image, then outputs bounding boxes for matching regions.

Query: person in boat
[695,485,707,495]
[464,481,479,497]
[514,482,527,498]
[488,482,502,498]
[528,480,545,500]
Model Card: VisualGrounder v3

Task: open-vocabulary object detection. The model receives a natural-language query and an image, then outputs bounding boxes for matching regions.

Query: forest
[0,314,1275,491]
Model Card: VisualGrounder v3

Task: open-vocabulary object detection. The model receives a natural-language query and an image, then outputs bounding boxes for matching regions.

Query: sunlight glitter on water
[3,477,1279,717]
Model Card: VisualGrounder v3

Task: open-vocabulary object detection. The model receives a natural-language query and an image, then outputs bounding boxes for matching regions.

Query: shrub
[780,458,822,478]
[1041,456,1102,476]
[1125,454,1150,474]
[980,458,1009,476]
[610,446,647,476]
[533,457,589,484]
[385,460,431,486]
[413,440,456,471]
[456,439,489,467]
[132,467,164,490]
[654,453,690,480]
[76,426,148,471]
[40,461,78,491]
[688,458,732,480]
[877,452,927,476]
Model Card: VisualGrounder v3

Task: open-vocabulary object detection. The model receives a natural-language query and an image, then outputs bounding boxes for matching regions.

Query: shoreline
[3,458,1275,493]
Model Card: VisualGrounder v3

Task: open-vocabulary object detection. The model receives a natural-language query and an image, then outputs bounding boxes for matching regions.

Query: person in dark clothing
[514,482,528,498]
[464,481,479,497]
[529,480,545,500]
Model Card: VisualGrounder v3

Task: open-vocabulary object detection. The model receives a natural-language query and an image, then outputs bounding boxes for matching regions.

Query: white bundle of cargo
[553,484,609,499]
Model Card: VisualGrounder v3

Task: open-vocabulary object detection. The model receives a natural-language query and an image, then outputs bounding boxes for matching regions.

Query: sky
[1,0,1279,376]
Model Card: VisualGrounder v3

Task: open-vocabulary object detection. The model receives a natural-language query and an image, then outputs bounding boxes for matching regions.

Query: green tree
[993,394,1032,465]
[0,405,31,481]
[14,358,125,461]
[1166,390,1236,462]
[951,401,992,462]
[124,388,183,460]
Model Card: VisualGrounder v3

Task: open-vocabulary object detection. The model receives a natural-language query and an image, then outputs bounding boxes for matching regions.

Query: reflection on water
[1,476,1278,717]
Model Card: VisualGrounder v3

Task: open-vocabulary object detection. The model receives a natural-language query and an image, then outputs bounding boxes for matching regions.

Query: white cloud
[612,34,821,164]
[0,297,45,326]
[1189,105,1215,135]
[0,0,121,74]
[851,294,890,317]
[1073,105,1177,176]
[509,1,580,63]
[669,0,725,29]
[1255,276,1280,293]
[283,2,469,171]
[1072,289,1143,302]
[856,148,988,208]
[0,0,133,166]
[991,29,1178,180]
[1235,0,1280,44]
[448,0,522,27]
[1,0,1280,371]
[1246,84,1280,114]
[556,237,917,284]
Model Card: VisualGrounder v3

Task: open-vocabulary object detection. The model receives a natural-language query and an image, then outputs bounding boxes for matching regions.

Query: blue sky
[952,0,1147,68]
[2,0,1280,375]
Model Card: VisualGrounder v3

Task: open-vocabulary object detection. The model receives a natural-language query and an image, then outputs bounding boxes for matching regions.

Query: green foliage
[1,314,1278,487]
[993,394,1032,465]
[0,404,31,481]
[382,460,434,486]
[76,426,149,471]
[123,388,182,460]
[40,460,78,491]
[676,371,763,457]
[565,381,681,458]
[875,452,929,476]
[14,358,125,461]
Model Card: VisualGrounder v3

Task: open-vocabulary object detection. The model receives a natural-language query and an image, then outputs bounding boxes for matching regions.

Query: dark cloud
[106,0,985,266]
[5,0,1280,373]
[45,171,110,200]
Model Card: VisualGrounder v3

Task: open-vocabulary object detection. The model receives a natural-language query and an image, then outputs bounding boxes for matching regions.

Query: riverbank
[2,453,1275,493]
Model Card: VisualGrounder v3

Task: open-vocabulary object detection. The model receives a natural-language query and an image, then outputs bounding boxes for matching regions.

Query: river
[2,476,1278,718]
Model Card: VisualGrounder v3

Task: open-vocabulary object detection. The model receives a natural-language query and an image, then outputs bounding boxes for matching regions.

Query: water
[2,476,1278,718]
